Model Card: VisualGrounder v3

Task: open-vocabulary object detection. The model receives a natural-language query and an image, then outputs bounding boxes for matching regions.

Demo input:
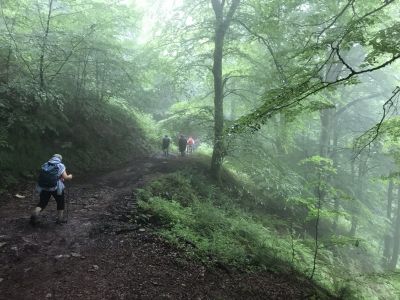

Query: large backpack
[38,163,60,188]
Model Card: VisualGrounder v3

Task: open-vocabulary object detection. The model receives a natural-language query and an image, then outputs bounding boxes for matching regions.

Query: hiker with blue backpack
[30,154,73,225]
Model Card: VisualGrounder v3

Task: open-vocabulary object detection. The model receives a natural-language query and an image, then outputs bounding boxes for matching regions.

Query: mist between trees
[1,0,400,298]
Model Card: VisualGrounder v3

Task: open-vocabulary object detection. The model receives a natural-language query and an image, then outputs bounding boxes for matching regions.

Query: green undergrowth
[140,196,299,268]
[137,168,400,299]
[137,169,340,298]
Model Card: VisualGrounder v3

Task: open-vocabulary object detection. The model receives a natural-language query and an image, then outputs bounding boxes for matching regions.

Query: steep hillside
[0,87,155,189]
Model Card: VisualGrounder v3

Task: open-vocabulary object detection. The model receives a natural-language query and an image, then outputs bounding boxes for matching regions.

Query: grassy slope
[136,157,341,299]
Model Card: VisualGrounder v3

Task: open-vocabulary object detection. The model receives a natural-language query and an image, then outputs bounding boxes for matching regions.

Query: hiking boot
[56,210,66,225]
[29,215,38,226]
[56,218,67,225]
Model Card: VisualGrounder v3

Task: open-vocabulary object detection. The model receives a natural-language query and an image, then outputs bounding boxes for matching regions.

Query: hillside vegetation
[136,158,399,299]
[0,87,155,188]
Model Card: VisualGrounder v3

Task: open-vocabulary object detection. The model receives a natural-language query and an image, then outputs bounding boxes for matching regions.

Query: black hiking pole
[32,185,35,204]
[66,186,70,223]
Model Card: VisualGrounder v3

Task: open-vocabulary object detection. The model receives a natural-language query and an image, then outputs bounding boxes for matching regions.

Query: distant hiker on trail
[162,135,171,157]
[178,135,187,156]
[187,136,195,154]
[30,154,73,225]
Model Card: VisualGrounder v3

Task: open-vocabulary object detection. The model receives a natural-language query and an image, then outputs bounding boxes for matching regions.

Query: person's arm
[61,170,73,180]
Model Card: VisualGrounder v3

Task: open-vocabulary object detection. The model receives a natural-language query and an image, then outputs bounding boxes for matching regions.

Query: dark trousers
[162,147,169,156]
[38,190,65,210]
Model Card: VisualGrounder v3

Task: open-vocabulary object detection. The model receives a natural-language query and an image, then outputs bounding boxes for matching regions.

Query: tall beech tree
[210,0,240,180]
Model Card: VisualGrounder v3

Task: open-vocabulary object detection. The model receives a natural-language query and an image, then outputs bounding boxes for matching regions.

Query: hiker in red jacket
[187,136,195,154]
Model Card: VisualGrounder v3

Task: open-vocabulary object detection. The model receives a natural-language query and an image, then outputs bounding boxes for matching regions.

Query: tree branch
[0,5,36,80]
[47,25,97,84]
[354,87,400,155]
[317,0,355,41]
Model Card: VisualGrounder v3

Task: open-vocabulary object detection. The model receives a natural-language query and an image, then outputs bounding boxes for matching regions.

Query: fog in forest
[0,0,399,298]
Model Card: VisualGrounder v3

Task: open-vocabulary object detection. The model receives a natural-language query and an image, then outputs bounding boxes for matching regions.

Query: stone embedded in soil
[22,237,38,245]
[89,264,100,272]
[55,254,70,259]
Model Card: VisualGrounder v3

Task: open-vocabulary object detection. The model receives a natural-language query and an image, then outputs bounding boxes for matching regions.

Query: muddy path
[0,157,326,300]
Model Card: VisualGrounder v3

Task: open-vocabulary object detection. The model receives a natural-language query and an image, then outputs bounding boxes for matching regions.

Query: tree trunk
[349,216,358,237]
[75,50,91,97]
[331,111,339,232]
[95,57,101,100]
[319,108,334,157]
[319,106,337,231]
[39,0,54,90]
[349,158,360,237]
[210,0,240,181]
[389,186,400,270]
[332,197,339,232]
[383,178,394,267]
[2,46,12,84]
[1,17,17,84]
[210,22,225,180]
[275,114,288,154]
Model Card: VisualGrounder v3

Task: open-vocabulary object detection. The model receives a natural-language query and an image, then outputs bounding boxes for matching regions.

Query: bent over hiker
[30,154,73,225]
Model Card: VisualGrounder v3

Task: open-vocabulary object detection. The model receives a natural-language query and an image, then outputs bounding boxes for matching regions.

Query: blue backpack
[38,163,59,188]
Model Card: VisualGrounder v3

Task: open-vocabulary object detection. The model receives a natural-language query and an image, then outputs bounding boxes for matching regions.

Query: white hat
[53,154,63,160]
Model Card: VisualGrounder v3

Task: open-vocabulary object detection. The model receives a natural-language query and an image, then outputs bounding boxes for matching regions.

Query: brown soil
[0,157,332,299]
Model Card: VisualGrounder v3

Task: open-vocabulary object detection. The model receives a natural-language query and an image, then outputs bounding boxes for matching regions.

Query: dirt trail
[0,157,326,300]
